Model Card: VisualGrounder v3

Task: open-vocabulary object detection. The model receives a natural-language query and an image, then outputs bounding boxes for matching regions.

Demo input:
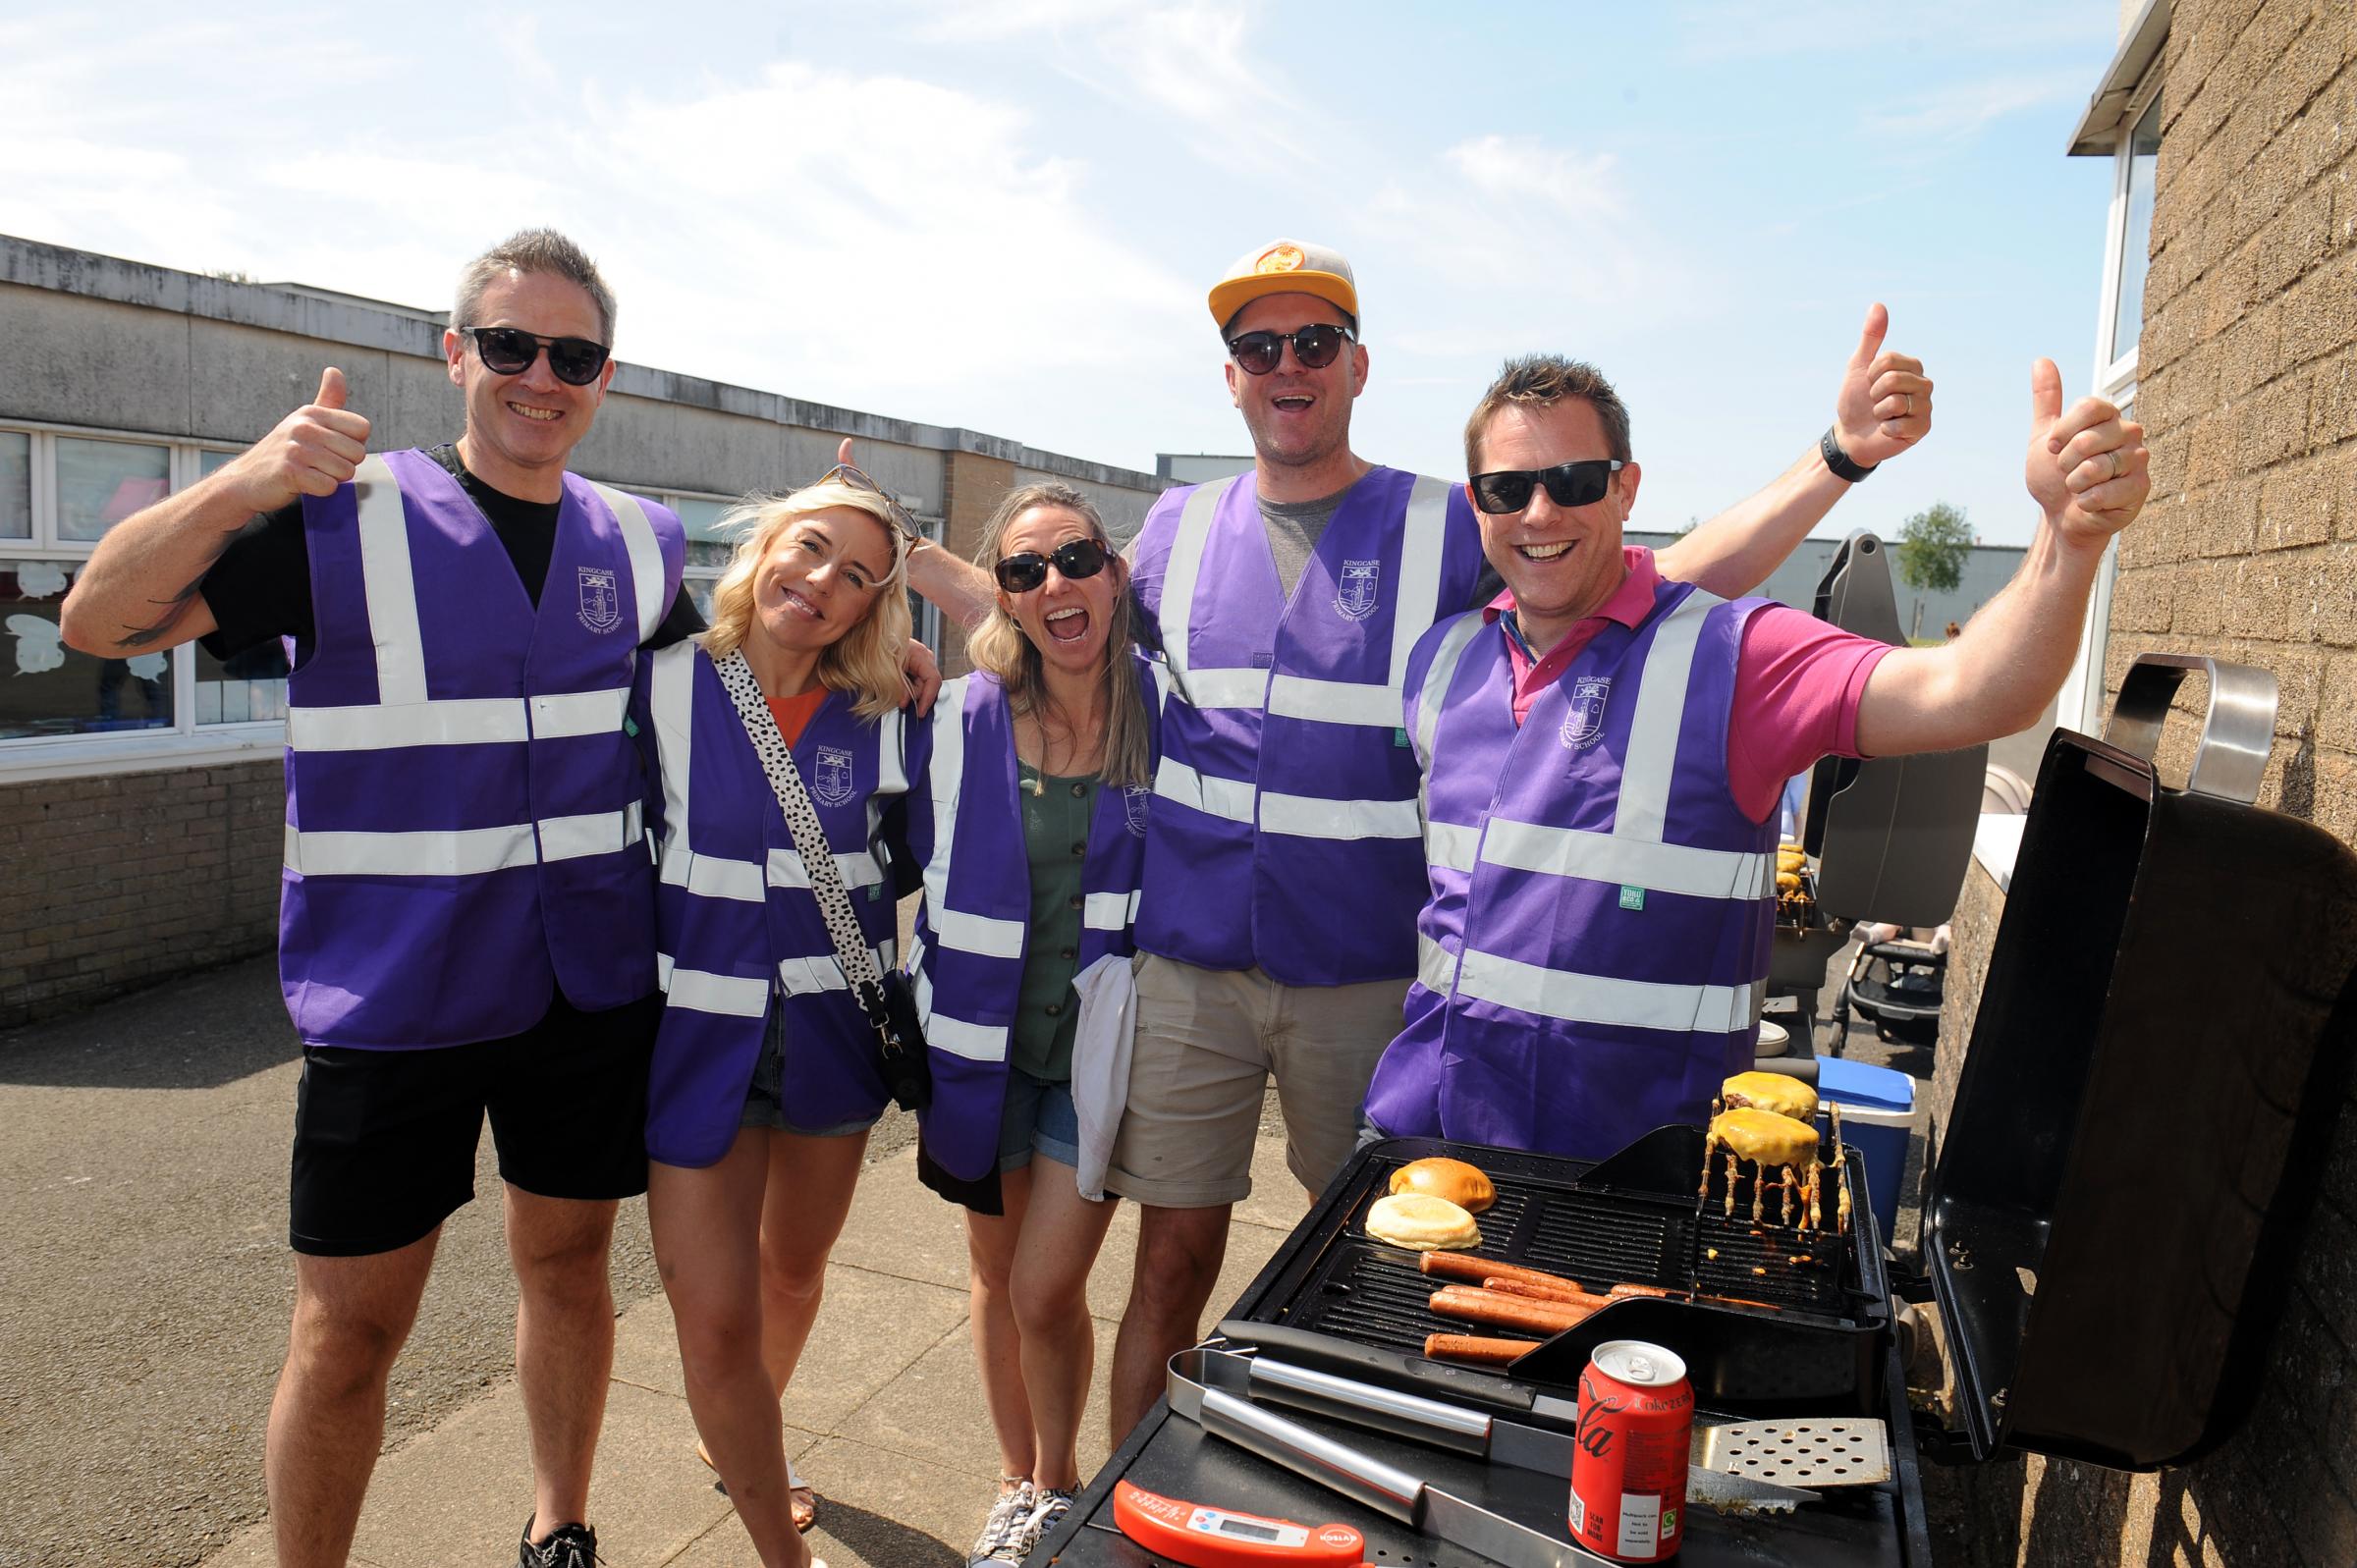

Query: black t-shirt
[197,444,705,663]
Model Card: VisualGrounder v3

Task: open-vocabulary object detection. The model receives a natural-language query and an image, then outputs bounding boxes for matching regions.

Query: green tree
[1895,502,1973,595]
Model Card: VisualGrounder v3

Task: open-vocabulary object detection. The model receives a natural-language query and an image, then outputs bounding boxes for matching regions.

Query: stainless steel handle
[1246,1357,1494,1456]
[2102,653,2276,805]
[1197,1385,1428,1525]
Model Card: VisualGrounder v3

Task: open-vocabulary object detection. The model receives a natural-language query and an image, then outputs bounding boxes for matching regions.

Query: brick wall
[0,761,282,1029]
[939,448,1017,676]
[1921,6,2357,1564]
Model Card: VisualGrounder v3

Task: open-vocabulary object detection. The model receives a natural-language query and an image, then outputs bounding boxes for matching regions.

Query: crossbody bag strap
[711,648,892,1025]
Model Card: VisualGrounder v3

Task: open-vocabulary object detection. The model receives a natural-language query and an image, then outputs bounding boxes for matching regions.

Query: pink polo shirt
[1489,547,1891,825]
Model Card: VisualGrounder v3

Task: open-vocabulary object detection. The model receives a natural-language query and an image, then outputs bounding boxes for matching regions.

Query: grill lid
[1925,654,2357,1468]
[1800,531,1986,926]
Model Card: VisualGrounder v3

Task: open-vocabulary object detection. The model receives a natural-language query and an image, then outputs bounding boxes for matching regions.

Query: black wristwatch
[1820,426,1877,483]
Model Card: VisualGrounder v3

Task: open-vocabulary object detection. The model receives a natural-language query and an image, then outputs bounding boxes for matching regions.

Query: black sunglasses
[1469,459,1626,514]
[463,326,611,386]
[1226,322,1355,376]
[995,536,1110,594]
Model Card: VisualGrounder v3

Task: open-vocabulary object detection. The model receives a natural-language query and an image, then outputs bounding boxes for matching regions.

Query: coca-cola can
[1567,1339,1694,1563]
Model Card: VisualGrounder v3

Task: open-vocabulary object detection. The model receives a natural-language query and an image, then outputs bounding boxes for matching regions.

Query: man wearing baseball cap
[1101,238,1936,1437]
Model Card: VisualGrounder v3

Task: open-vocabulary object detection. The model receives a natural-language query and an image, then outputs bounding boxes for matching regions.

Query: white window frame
[2058,73,2163,738]
[0,418,271,783]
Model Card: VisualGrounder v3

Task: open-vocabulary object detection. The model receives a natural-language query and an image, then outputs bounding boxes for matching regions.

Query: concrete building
[0,234,1171,1028]
[1927,5,2357,1566]
[1155,452,1255,486]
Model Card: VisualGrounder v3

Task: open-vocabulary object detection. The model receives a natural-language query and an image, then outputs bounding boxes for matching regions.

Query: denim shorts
[740,1000,880,1139]
[997,1067,1080,1171]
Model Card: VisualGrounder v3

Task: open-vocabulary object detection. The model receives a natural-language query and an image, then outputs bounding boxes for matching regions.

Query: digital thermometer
[1112,1481,1369,1567]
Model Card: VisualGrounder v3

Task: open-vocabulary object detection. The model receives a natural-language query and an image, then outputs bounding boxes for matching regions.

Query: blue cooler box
[1815,1054,1915,1243]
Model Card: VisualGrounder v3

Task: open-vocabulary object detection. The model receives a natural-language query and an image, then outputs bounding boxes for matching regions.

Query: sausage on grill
[1424,1333,1539,1367]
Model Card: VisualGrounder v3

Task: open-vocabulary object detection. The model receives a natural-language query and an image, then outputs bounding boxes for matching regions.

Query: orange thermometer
[1113,1480,1371,1568]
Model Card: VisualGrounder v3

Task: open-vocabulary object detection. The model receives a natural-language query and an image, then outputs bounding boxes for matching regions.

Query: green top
[1011,762,1100,1082]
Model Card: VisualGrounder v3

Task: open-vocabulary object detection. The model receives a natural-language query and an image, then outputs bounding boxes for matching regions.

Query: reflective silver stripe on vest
[538,802,644,862]
[931,905,1026,961]
[657,841,886,899]
[657,955,769,1018]
[1476,818,1771,900]
[1427,819,1482,873]
[1153,754,1256,824]
[649,642,696,858]
[1259,788,1420,840]
[910,952,1012,1063]
[919,677,969,929]
[1411,613,1488,772]
[1613,592,1717,843]
[1157,478,1247,702]
[589,482,670,642]
[286,687,629,751]
[766,846,888,893]
[1084,889,1141,932]
[1453,946,1755,1034]
[1416,932,1460,994]
[353,456,428,706]
[1388,474,1453,699]
[285,822,534,877]
[1264,675,1397,729]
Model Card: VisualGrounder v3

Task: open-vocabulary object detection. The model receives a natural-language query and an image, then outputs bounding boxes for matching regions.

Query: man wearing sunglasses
[1100,237,1939,1439]
[63,230,692,1568]
[1361,351,2147,1161]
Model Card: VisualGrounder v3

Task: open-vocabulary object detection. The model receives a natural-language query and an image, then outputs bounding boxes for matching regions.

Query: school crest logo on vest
[813,745,856,807]
[576,567,623,633]
[1123,784,1151,838]
[1561,676,1612,750]
[1336,560,1382,623]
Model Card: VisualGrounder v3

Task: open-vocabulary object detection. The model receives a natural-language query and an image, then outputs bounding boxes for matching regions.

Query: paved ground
[0,952,1303,1568]
[0,936,1921,1568]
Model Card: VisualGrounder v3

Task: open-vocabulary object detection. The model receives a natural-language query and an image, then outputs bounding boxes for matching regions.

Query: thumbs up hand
[1831,303,1933,467]
[218,366,375,514]
[2024,357,2147,547]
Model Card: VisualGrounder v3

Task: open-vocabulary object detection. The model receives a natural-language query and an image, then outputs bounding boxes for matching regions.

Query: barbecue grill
[1033,653,2357,1567]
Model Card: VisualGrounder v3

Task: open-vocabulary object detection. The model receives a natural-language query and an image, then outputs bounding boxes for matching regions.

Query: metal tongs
[1166,1347,1830,1568]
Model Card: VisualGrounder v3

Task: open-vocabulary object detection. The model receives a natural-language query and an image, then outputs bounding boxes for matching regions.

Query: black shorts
[289,990,661,1257]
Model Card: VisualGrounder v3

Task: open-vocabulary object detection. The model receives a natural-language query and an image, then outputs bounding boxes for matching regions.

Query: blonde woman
[897,483,1162,1565]
[632,469,923,1568]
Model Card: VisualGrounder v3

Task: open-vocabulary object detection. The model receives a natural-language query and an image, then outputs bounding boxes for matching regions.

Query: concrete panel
[377,349,469,455]
[0,286,192,434]
[185,318,403,448]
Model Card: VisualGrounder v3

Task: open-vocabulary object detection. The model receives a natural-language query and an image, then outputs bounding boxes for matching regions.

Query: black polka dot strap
[712,647,892,1033]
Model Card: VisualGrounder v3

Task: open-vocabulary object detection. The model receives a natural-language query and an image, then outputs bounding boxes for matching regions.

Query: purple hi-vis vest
[1362,578,1779,1160]
[904,659,1163,1180]
[279,449,684,1050]
[1130,467,1488,985]
[636,641,921,1168]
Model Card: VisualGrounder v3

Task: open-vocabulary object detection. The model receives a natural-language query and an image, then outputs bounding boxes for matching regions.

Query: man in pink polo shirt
[1362,352,2149,1158]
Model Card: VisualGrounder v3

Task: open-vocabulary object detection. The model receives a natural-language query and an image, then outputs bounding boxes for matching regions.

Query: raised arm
[59,368,369,656]
[1657,304,1931,597]
[1854,359,2148,756]
[831,437,995,631]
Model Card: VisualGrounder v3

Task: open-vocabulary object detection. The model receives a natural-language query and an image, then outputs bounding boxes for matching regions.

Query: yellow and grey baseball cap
[1208,239,1359,333]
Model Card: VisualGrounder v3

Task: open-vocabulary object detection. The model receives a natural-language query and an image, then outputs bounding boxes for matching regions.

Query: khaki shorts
[1102,953,1410,1209]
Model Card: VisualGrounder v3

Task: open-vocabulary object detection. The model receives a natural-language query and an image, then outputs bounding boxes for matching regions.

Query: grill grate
[1270,1148,1862,1369]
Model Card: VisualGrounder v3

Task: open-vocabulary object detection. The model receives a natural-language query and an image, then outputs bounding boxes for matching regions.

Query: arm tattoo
[112,528,243,651]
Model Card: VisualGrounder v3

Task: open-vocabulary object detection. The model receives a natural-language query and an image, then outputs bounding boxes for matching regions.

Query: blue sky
[2,2,2128,544]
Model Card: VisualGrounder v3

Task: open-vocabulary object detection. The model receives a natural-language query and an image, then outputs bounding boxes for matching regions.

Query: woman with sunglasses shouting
[630,468,935,1568]
[902,483,1164,1567]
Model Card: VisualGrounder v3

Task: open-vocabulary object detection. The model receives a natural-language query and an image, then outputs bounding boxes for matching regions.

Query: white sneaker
[968,1479,1037,1566]
[1013,1487,1076,1559]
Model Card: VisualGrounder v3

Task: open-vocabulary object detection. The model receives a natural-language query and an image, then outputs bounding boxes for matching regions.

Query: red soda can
[1567,1339,1693,1562]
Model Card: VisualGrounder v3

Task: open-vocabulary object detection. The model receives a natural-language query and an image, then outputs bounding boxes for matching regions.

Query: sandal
[695,1440,821,1533]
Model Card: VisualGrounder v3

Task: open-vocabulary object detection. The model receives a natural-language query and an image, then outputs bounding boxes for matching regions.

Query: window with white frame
[2058,70,2164,737]
[1,424,270,752]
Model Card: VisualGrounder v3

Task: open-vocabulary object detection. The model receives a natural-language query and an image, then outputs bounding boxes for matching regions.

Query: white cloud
[1860,70,2089,143]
